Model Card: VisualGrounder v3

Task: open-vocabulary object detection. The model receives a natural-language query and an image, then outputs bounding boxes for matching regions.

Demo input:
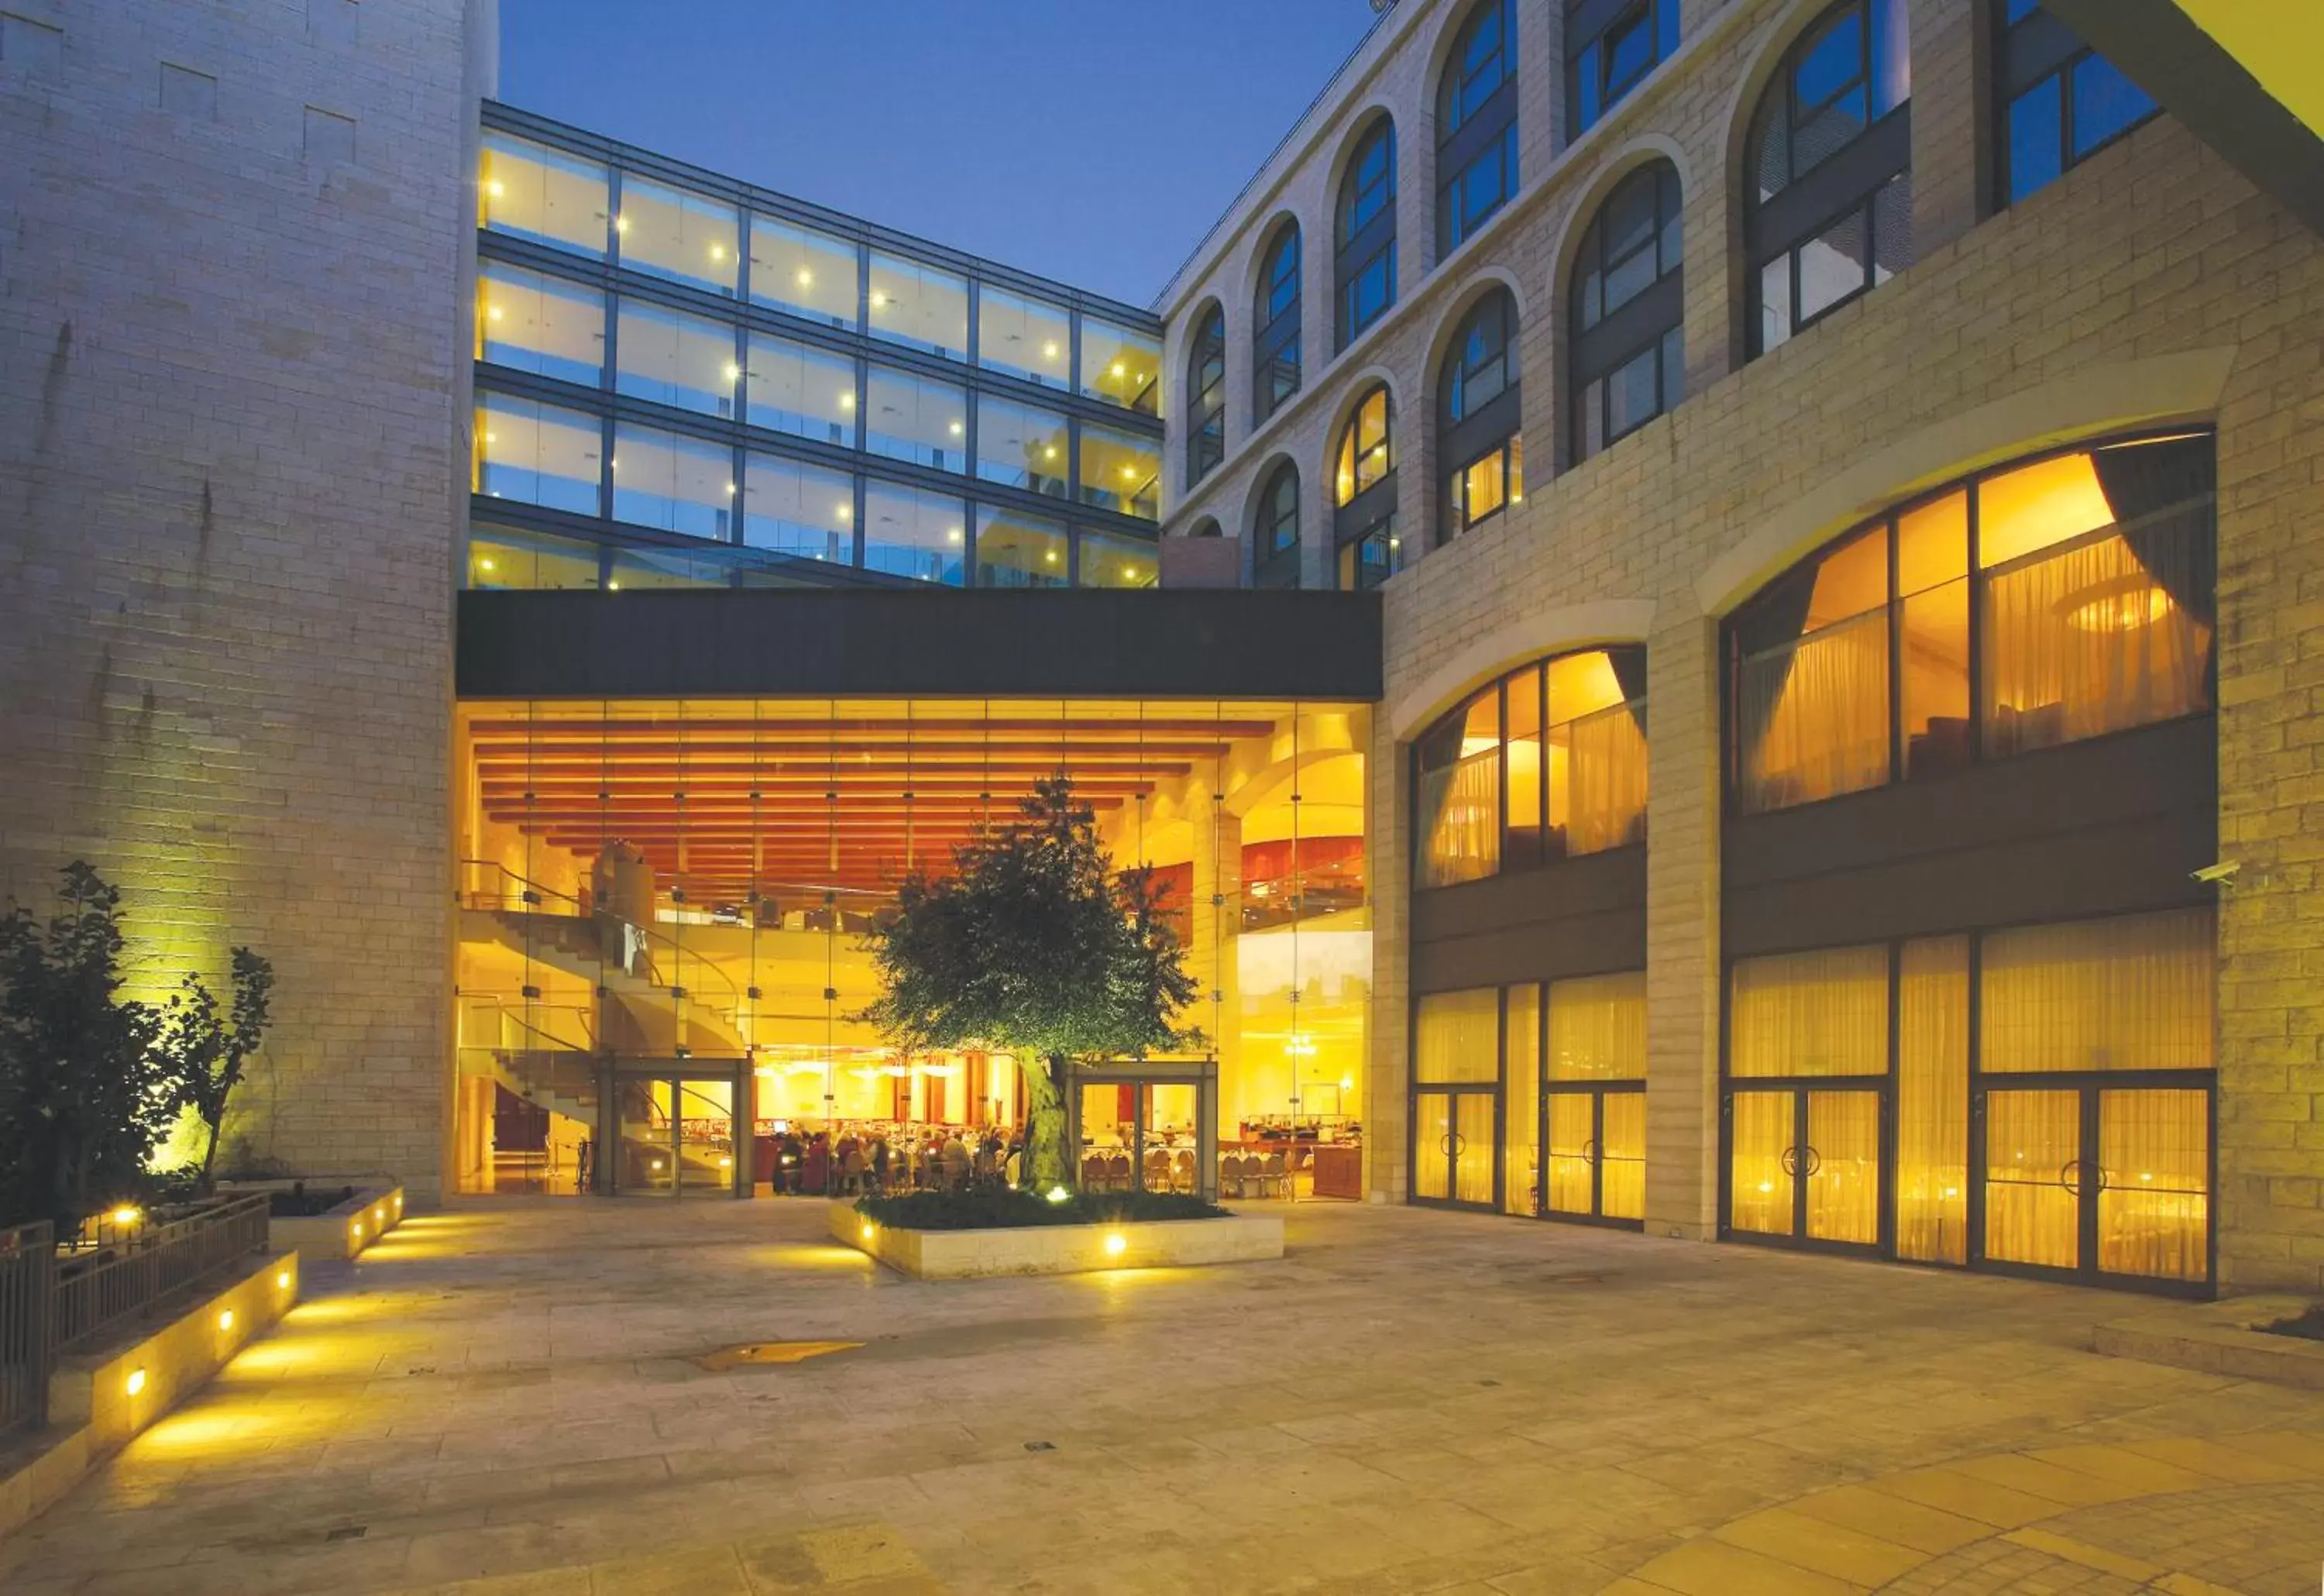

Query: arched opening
[1436,0,1519,257]
[1438,287,1522,544]
[1335,115,1398,350]
[1253,221,1303,425]
[1569,160,1684,464]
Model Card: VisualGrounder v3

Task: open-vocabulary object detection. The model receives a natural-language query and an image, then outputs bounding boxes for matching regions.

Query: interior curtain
[1567,702,1649,854]
[1547,972,1647,1082]
[1736,566,1820,786]
[1415,989,1501,1083]
[1610,644,1649,736]
[2096,1087,2209,1281]
[1729,944,1889,1078]
[1504,985,1539,1216]
[1982,528,2210,757]
[2092,434,2217,628]
[1983,1088,2081,1269]
[1979,907,2216,1073]
[1418,748,1501,887]
[1895,936,1969,1264]
[1737,608,1890,812]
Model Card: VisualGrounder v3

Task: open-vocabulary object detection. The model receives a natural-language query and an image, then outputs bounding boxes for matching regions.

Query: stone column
[1366,712,1411,1202]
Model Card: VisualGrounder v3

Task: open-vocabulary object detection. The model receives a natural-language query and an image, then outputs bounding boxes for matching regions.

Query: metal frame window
[1185,307,1227,487]
[1438,288,1521,543]
[1252,463,1301,590]
[1436,0,1519,257]
[1335,385,1397,592]
[1253,223,1303,425]
[1569,162,1683,464]
[1745,0,1913,359]
[1336,115,1399,351]
[1996,0,2161,206]
[1566,0,1680,143]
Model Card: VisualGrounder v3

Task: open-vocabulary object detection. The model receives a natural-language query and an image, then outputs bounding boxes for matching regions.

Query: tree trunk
[198,1115,222,1196]
[1017,1054,1070,1192]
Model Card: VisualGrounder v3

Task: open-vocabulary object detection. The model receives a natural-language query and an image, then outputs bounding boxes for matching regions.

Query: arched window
[1186,305,1226,485]
[1567,0,1679,141]
[1414,647,1648,888]
[1995,0,2158,205]
[1439,289,1521,542]
[1745,0,1912,359]
[1333,385,1398,590]
[1437,0,1519,257]
[1570,162,1683,464]
[1336,116,1398,350]
[1252,462,1301,589]
[1725,430,2216,815]
[1253,223,1302,425]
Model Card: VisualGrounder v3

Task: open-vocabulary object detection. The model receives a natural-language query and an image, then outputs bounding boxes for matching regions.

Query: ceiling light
[1044,550,1058,563]
[724,362,741,382]
[1043,341,1060,359]
[839,393,855,410]
[836,503,851,519]
[710,243,727,261]
[479,557,497,573]
[948,420,964,435]
[1120,466,1136,480]
[796,268,814,287]
[1043,446,1058,459]
[607,580,622,591]
[947,528,963,542]
[486,305,504,322]
[615,215,630,233]
[486,180,504,198]
[483,432,497,443]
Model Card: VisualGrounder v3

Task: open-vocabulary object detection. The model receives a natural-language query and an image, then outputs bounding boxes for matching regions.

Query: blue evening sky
[497,1,1387,308]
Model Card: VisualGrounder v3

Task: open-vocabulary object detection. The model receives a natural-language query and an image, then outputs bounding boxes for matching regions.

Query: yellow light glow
[1042,341,1060,359]
[1110,362,1126,378]
[1103,1232,1127,1257]
[948,420,964,435]
[726,481,737,496]
[607,580,622,591]
[1047,1186,1071,1204]
[2064,584,2173,632]
[478,558,497,573]
[486,305,504,322]
[218,1309,235,1332]
[710,243,727,261]
[1044,551,1058,563]
[723,362,741,382]
[718,1155,734,1169]
[836,503,851,520]
[126,1367,146,1397]
[486,180,504,198]
[860,1220,876,1240]
[111,1206,139,1226]
[1043,445,1059,460]
[350,1221,363,1238]
[1120,466,1136,480]
[1124,569,1141,582]
[276,1270,290,1288]
[1339,1075,1354,1092]
[615,214,630,233]
[373,1206,385,1223]
[839,393,856,410]
[947,528,963,543]
[483,432,496,444]
[796,268,814,287]
[651,1157,664,1171]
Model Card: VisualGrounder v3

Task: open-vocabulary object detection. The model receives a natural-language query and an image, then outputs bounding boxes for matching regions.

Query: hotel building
[5,0,2322,1298]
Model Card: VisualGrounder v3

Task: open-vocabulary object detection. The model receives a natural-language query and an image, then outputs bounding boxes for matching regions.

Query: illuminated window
[868,253,968,359]
[1727,432,2215,815]
[862,480,966,584]
[616,176,739,296]
[1253,223,1302,424]
[476,261,604,387]
[1080,423,1160,522]
[743,454,854,565]
[749,215,858,328]
[1335,386,1393,507]
[1746,0,1912,358]
[1078,529,1158,590]
[480,133,608,257]
[974,396,1070,499]
[474,392,600,515]
[744,332,858,448]
[1996,0,2159,205]
[1336,116,1397,349]
[610,422,732,539]
[979,286,1072,389]
[1334,385,1397,591]
[1081,319,1160,414]
[1570,162,1683,463]
[1186,307,1226,486]
[973,506,1069,589]
[614,300,737,418]
[1415,647,1645,889]
[1437,0,1518,256]
[1567,0,1679,140]
[1439,289,1521,542]
[467,525,603,590]
[1251,463,1300,590]
[865,365,968,473]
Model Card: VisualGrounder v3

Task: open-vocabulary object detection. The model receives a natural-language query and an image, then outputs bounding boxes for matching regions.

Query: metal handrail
[52,1194,270,1354]
[0,1219,55,1437]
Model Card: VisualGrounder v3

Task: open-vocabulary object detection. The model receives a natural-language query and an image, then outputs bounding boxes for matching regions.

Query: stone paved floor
[2,1199,2319,1595]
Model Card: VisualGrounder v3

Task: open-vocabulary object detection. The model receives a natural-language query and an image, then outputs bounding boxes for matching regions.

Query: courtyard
[0,1202,2318,1594]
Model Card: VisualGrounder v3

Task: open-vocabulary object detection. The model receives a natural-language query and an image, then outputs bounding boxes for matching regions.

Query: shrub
[854,1186,1226,1231]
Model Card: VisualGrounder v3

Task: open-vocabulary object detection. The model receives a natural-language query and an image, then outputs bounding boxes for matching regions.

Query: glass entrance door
[1542,1088,1645,1225]
[1411,1089,1498,1209]
[1975,1082,2210,1291]
[613,1075,741,1197]
[1724,1087,1884,1249]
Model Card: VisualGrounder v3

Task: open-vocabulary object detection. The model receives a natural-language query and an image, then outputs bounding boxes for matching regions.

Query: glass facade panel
[1895,937,1969,1264]
[476,261,604,386]
[1729,944,1889,1078]
[867,252,968,358]
[865,365,968,472]
[468,525,603,590]
[475,393,602,514]
[1728,1091,1796,1237]
[1984,1088,2081,1268]
[1415,690,1501,888]
[1081,319,1161,414]
[610,422,734,538]
[861,480,966,584]
[480,132,608,256]
[2096,1088,2208,1281]
[973,506,1068,588]
[978,286,1071,388]
[1999,3,2158,204]
[1504,983,1538,1216]
[1547,973,1645,1082]
[1335,387,1393,506]
[743,453,854,566]
[744,333,858,448]
[1078,423,1160,521]
[617,176,738,294]
[615,300,737,418]
[749,215,858,328]
[975,396,1070,498]
[1415,990,1499,1083]
[1077,529,1157,589]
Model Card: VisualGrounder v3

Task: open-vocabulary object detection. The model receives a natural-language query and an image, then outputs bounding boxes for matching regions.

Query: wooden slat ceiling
[470,707,1274,899]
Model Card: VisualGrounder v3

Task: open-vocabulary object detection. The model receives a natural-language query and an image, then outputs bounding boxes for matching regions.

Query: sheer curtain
[1982,528,2212,758]
[2097,1087,2208,1281]
[1548,972,1646,1080]
[1415,989,1501,1082]
[1729,944,1889,1078]
[1738,609,1891,813]
[1984,1088,2081,1269]
[1896,936,1968,1264]
[1980,907,2215,1073]
[1418,747,1501,887]
[1504,985,1539,1216]
[1566,702,1648,854]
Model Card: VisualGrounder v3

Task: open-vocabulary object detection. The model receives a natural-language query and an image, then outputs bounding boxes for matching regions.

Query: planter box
[828,1200,1284,1279]
[2094,1294,2324,1389]
[257,1184,405,1262]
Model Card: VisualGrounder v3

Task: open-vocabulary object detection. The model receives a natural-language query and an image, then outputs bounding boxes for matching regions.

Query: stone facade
[1157,0,2324,1292]
[0,0,496,1195]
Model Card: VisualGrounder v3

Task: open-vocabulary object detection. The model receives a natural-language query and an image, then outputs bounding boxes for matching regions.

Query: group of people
[763,1123,1023,1197]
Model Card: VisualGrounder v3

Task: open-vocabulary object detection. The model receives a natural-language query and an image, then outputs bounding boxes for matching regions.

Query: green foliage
[854,1187,1226,1231]
[0,864,172,1231]
[154,946,274,1194]
[861,776,1204,1189]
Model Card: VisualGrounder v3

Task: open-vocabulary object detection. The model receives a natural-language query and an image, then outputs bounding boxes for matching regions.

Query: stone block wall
[1157,0,2324,1289]
[0,0,496,1195]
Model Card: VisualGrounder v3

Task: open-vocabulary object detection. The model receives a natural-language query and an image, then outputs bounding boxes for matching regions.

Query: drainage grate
[325,1526,367,1543]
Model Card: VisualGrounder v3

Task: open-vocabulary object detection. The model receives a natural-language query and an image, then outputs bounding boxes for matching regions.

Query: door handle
[1582,1139,1600,1166]
[1801,1145,1823,1178]
[1449,1133,1467,1157]
[1779,1146,1802,1177]
[2060,1159,2087,1197]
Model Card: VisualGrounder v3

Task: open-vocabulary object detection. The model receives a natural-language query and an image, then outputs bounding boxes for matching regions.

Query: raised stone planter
[2093,1295,2324,1389]
[260,1183,406,1262]
[828,1199,1284,1279]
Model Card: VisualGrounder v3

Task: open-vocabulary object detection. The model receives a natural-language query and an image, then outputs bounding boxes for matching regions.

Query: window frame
[1336,116,1400,351]
[1253,223,1303,425]
[1335,384,1398,590]
[1252,462,1301,590]
[1994,0,2162,207]
[1438,289,1522,544]
[1566,0,1680,143]
[1186,306,1227,487]
[1569,162,1685,464]
[1436,0,1521,258]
